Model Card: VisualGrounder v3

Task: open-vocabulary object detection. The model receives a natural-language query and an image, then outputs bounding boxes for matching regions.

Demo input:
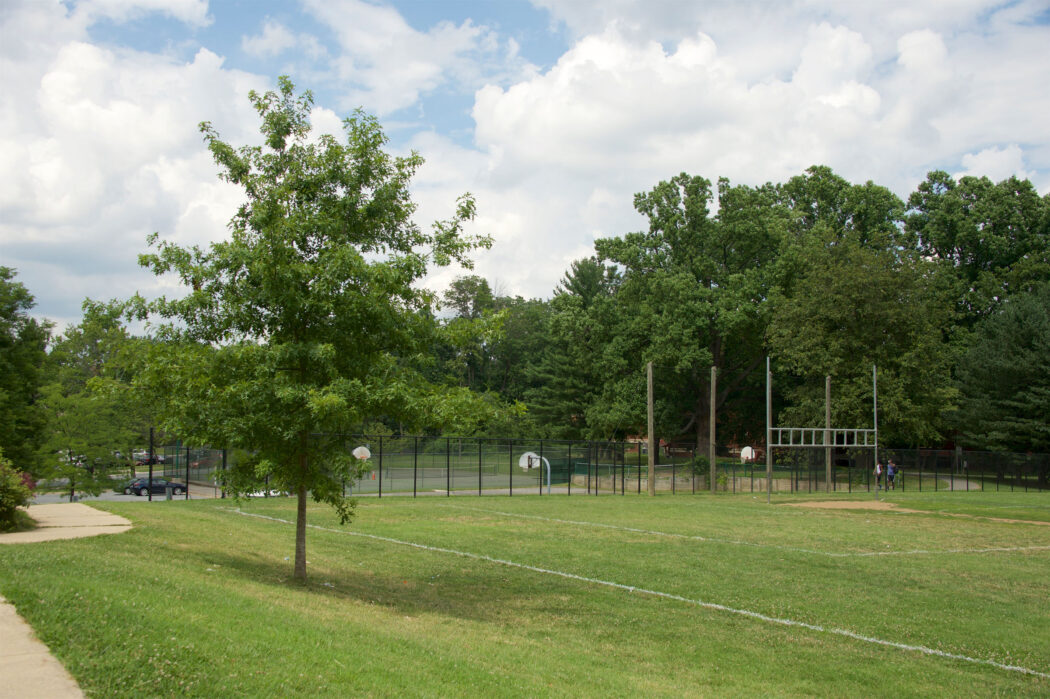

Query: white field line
[223,507,1049,680]
[439,504,1050,558]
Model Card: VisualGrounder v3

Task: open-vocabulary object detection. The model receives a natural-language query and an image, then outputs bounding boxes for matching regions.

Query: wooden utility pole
[647,362,655,496]
[766,357,772,504]
[825,375,832,493]
[709,366,717,493]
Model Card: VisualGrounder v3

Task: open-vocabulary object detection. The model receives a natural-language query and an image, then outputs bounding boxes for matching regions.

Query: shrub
[0,450,34,532]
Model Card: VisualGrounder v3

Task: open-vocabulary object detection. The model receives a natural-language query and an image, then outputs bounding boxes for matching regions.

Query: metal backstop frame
[765,359,879,502]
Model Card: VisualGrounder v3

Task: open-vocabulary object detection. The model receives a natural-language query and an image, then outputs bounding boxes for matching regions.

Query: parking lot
[32,481,223,504]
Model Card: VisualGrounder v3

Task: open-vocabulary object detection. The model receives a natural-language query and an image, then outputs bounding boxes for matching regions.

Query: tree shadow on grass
[201,547,584,626]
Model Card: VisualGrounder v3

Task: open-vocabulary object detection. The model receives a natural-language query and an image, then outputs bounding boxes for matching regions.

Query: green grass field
[2,491,1049,696]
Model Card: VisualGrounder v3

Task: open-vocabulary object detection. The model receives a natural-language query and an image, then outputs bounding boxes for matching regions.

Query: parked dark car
[131,450,166,465]
[122,477,186,496]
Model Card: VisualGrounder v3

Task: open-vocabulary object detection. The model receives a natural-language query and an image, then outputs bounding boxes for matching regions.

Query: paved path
[0,503,132,544]
[0,595,84,699]
[0,504,133,697]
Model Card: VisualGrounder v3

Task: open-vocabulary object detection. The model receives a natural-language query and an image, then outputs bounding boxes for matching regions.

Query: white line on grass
[223,507,1049,680]
[439,504,1050,558]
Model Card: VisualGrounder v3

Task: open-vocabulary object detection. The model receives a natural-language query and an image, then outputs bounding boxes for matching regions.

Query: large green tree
[769,167,957,445]
[906,171,1050,326]
[956,285,1050,455]
[438,275,500,391]
[768,238,956,445]
[592,174,787,449]
[0,267,50,471]
[135,78,489,581]
[525,257,621,439]
[38,300,144,499]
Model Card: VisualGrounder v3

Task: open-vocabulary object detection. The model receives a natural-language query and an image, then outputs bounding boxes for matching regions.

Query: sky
[2,0,1049,331]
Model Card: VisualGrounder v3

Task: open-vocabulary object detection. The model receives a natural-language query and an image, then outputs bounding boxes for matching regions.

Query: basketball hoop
[518,451,551,494]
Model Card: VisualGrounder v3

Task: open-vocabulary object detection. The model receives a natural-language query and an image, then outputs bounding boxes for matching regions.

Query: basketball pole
[647,361,656,496]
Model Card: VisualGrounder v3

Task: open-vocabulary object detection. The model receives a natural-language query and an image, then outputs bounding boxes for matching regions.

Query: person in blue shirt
[887,460,896,490]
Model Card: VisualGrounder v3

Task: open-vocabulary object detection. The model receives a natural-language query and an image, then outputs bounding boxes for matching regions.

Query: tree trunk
[694,394,710,454]
[294,433,308,582]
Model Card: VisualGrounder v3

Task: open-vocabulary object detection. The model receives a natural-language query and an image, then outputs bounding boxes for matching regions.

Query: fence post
[539,440,545,496]
[413,436,418,498]
[509,439,513,497]
[593,442,598,496]
[637,443,641,494]
[148,426,154,502]
[185,445,191,500]
[613,440,621,495]
[221,448,227,499]
[586,442,591,494]
[446,437,451,497]
[692,445,696,494]
[672,452,676,495]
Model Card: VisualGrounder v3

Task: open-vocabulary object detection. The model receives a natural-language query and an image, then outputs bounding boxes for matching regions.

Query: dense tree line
[2,162,1048,490]
[424,167,1050,453]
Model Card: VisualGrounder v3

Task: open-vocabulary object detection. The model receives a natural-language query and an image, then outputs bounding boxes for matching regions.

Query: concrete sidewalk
[0,503,133,697]
[0,595,84,698]
[0,503,132,544]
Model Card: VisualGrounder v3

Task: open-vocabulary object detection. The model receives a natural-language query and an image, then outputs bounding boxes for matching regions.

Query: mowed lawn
[2,491,1049,697]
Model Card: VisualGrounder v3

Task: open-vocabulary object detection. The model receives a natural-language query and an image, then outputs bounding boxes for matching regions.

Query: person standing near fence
[887,460,896,490]
[874,460,883,489]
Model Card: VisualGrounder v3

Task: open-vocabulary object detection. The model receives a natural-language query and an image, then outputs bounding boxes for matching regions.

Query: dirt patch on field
[783,500,1050,525]
[783,500,911,512]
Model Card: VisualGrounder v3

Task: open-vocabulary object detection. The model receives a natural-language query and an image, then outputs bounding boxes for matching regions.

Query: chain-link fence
[144,436,1050,498]
[711,447,1050,494]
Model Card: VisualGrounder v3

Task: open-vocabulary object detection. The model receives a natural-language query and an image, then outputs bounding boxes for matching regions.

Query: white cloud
[957,145,1032,182]
[72,0,211,27]
[0,2,265,327]
[302,0,537,115]
[241,19,298,57]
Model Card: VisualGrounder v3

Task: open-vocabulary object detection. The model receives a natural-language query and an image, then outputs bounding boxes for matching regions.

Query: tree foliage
[0,449,33,532]
[589,174,786,447]
[134,77,490,580]
[0,267,50,472]
[37,300,144,498]
[769,168,957,444]
[906,171,1050,324]
[956,285,1050,452]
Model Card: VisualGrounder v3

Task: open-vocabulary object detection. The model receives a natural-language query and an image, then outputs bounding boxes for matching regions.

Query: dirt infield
[783,499,1050,525]
[783,500,909,512]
